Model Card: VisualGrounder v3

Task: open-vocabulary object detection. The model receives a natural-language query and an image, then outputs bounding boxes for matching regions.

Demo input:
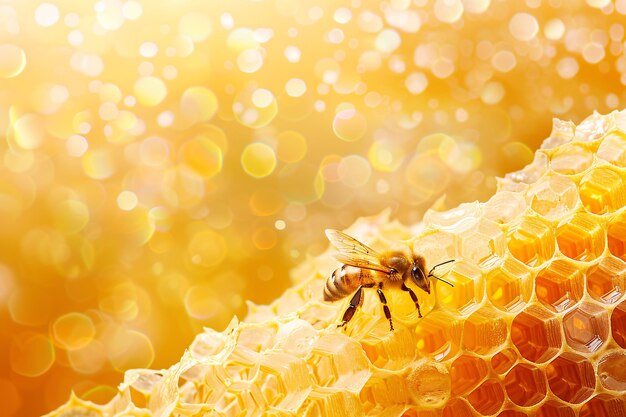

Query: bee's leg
[338,286,364,329]
[401,283,422,318]
[377,282,394,331]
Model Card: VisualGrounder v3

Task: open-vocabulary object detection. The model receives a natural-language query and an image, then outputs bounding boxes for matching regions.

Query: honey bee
[324,229,454,331]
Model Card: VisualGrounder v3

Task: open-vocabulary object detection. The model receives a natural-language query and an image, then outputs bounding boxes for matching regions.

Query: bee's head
[411,256,430,294]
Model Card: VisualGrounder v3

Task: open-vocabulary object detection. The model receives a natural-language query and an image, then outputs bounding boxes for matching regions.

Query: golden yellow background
[0,0,624,415]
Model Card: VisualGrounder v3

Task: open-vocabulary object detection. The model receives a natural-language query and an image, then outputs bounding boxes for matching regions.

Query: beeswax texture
[45,112,626,416]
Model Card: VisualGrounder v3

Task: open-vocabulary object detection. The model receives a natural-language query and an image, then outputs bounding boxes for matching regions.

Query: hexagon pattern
[45,114,626,416]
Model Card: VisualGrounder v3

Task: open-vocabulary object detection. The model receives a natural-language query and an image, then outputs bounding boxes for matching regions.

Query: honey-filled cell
[506,216,555,267]
[436,261,484,317]
[578,166,626,215]
[549,142,594,175]
[546,352,596,404]
[536,400,576,417]
[504,363,547,407]
[578,394,626,417]
[598,351,626,391]
[510,304,561,364]
[491,348,518,374]
[414,311,462,361]
[450,354,489,396]
[462,306,507,355]
[528,174,579,221]
[611,299,626,348]
[586,255,626,304]
[556,211,606,262]
[562,302,609,354]
[608,210,626,261]
[597,131,626,167]
[535,259,584,313]
[486,256,533,313]
[442,398,474,417]
[467,379,505,416]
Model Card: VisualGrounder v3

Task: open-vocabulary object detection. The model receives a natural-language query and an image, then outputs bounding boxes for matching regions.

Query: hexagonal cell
[504,363,547,407]
[535,259,584,313]
[442,398,474,417]
[608,210,626,261]
[611,299,626,348]
[483,191,527,225]
[597,130,626,167]
[598,351,626,391]
[450,354,489,396]
[361,326,416,371]
[549,142,594,175]
[511,304,561,364]
[406,359,451,409]
[528,175,579,221]
[306,333,370,391]
[486,256,533,313]
[586,255,626,304]
[543,118,575,150]
[467,379,505,416]
[578,394,626,417]
[506,216,555,267]
[536,400,576,417]
[502,151,549,188]
[462,306,507,355]
[563,302,609,353]
[456,218,507,267]
[414,310,462,361]
[437,260,484,316]
[491,347,518,374]
[556,212,606,262]
[579,167,626,215]
[546,353,595,404]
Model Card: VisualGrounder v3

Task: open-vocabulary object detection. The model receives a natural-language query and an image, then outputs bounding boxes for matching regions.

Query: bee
[324,229,454,331]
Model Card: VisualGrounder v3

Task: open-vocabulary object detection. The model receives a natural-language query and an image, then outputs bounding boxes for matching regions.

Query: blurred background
[1,0,625,415]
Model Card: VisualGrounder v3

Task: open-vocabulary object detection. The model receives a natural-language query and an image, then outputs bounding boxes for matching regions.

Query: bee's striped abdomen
[323,265,374,301]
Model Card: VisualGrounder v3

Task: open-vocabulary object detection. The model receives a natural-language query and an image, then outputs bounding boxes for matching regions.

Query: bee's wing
[325,229,393,274]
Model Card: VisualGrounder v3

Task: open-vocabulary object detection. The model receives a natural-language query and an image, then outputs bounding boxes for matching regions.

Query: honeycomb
[45,111,626,417]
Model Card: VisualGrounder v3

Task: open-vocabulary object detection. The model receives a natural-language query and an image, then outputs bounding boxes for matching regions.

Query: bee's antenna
[428,259,455,287]
[430,274,455,287]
